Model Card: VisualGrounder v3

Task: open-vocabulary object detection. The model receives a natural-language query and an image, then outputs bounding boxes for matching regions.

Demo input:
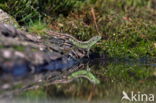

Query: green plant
[27,20,47,35]
[0,0,85,25]
[0,0,40,25]
[20,88,47,99]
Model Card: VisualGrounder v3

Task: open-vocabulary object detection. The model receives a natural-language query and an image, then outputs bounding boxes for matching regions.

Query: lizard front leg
[86,48,90,58]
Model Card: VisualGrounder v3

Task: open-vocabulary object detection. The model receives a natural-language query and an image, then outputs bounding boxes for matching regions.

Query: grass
[27,20,47,35]
[0,0,84,25]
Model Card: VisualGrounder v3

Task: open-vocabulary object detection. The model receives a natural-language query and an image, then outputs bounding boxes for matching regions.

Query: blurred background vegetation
[0,0,156,58]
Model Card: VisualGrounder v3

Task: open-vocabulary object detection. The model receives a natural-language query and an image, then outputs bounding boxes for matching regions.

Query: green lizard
[69,35,102,57]
[68,70,100,84]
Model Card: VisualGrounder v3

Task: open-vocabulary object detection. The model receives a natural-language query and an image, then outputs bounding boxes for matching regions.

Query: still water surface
[0,57,156,103]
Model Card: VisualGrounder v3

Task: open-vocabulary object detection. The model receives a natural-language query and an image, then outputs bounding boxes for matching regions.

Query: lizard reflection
[0,63,100,98]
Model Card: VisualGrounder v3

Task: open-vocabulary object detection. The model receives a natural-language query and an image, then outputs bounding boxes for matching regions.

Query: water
[0,57,156,103]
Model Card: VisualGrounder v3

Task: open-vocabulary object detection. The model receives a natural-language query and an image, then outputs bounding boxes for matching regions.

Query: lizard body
[69,35,101,56]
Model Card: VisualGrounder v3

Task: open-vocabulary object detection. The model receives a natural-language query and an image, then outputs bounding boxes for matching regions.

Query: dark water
[0,57,156,103]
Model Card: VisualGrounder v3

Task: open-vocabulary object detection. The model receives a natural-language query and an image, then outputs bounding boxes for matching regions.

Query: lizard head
[93,36,102,42]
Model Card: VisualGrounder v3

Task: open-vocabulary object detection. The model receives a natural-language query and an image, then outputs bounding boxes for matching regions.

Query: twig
[91,8,100,35]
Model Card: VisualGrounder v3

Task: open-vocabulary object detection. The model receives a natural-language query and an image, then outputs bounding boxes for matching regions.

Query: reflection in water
[0,56,78,77]
[0,58,156,102]
[68,70,100,84]
[0,60,99,99]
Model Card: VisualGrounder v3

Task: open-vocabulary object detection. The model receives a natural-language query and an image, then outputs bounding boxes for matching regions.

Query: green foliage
[27,20,47,35]
[33,0,83,16]
[20,88,47,99]
[0,0,7,3]
[106,63,153,81]
[87,0,151,9]
[0,0,40,25]
[0,0,85,24]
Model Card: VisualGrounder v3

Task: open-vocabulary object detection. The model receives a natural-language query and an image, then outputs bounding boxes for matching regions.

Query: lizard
[68,35,102,57]
[46,30,102,57]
